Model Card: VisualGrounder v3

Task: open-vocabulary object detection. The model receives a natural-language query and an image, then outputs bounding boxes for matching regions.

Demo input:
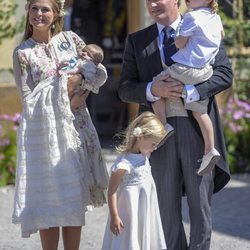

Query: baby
[59,43,107,96]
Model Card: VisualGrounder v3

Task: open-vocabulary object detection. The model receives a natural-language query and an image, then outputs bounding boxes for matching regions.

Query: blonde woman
[102,112,167,250]
[12,0,108,249]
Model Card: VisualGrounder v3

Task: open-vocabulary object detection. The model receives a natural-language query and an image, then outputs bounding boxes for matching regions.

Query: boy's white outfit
[161,7,223,113]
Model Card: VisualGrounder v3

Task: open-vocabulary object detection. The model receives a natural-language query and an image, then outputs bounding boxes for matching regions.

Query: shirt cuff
[146,81,160,102]
[185,85,200,103]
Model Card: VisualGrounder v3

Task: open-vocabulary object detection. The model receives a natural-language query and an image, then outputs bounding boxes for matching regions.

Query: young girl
[102,111,167,250]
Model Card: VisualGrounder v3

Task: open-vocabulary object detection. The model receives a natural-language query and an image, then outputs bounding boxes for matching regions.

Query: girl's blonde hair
[116,112,167,154]
[23,0,64,41]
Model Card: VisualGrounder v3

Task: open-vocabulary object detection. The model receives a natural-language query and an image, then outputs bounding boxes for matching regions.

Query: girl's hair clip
[132,127,142,137]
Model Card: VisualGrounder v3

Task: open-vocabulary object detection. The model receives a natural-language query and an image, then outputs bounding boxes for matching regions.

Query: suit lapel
[143,24,164,77]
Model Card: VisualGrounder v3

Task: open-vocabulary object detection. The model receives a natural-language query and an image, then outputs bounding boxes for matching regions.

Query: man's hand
[151,74,183,100]
[67,74,82,98]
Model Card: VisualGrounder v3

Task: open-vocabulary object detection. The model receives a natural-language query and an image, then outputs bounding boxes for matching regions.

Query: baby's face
[82,51,93,61]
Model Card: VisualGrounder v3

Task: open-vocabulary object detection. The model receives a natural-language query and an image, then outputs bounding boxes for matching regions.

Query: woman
[12,0,108,249]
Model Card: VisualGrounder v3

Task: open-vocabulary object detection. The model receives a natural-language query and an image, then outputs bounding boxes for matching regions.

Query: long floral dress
[12,31,108,237]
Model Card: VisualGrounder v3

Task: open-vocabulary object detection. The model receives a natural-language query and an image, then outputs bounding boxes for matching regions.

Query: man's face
[146,0,179,25]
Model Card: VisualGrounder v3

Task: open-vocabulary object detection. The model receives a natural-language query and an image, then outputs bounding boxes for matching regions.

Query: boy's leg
[192,112,214,154]
[152,98,175,147]
[152,98,167,125]
[192,111,220,175]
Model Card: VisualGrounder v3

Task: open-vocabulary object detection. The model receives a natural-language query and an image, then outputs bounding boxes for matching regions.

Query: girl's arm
[108,169,126,235]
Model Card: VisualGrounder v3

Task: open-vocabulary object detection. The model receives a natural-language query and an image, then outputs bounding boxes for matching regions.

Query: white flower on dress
[133,127,142,137]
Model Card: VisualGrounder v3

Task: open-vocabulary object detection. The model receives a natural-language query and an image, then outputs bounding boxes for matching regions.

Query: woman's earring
[51,23,55,30]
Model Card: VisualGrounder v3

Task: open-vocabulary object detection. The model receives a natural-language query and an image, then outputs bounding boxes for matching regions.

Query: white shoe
[157,123,174,148]
[197,148,220,176]
[165,123,174,136]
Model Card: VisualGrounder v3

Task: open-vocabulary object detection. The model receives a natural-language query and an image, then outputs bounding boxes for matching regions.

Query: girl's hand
[110,215,124,236]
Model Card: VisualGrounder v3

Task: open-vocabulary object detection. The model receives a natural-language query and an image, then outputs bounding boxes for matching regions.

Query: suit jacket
[118,23,233,193]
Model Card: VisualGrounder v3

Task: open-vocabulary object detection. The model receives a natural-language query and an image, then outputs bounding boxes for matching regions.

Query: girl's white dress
[12,31,108,237]
[102,153,166,250]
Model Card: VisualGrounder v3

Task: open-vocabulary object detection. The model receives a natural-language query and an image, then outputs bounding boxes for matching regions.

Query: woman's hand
[70,89,89,111]
[110,215,124,236]
[67,73,82,98]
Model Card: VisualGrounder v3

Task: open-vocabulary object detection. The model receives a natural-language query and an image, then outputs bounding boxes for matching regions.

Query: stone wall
[0,84,21,115]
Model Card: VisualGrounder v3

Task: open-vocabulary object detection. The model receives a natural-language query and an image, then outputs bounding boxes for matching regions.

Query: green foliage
[219,11,239,47]
[0,0,25,44]
[218,1,250,173]
[219,1,250,47]
[233,57,250,100]
[0,114,19,187]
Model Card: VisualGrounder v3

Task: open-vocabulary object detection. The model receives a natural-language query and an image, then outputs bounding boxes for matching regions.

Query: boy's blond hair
[209,0,218,13]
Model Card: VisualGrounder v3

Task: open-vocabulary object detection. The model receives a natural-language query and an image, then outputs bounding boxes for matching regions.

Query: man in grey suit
[118,0,233,249]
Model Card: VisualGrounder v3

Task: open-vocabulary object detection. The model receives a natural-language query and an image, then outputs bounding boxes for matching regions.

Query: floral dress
[12,31,108,237]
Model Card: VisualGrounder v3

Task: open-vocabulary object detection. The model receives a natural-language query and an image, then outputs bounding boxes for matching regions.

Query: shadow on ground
[182,179,250,241]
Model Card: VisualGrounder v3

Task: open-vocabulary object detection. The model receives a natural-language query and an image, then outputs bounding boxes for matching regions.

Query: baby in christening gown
[59,43,107,96]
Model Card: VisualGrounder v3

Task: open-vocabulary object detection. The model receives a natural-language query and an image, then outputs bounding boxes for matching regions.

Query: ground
[1,149,250,250]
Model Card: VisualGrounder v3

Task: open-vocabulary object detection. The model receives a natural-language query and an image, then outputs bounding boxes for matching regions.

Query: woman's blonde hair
[23,0,64,41]
[116,112,167,154]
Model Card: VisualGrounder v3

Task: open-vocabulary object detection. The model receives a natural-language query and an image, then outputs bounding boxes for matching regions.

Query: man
[118,0,233,249]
